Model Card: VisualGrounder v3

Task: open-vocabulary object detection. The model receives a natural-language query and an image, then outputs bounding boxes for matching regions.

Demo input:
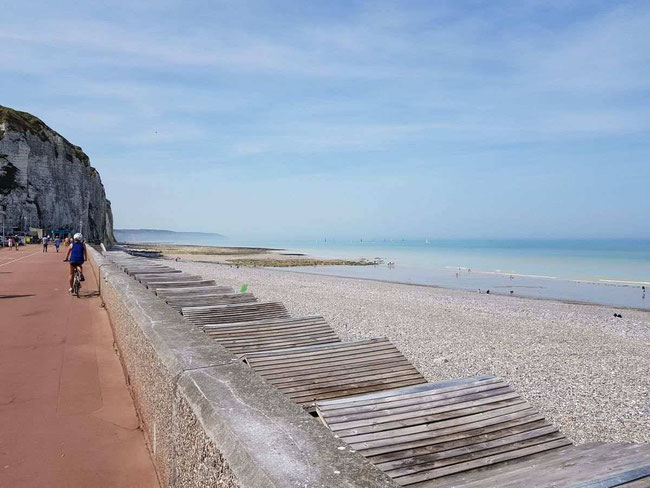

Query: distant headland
[115,228,225,237]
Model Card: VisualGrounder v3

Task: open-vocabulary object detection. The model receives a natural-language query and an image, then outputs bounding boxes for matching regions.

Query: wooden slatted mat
[315,375,573,487]
[182,301,290,325]
[155,285,235,298]
[202,315,340,355]
[127,267,181,276]
[437,442,650,488]
[146,279,217,290]
[242,338,427,408]
[137,274,203,284]
[165,292,258,311]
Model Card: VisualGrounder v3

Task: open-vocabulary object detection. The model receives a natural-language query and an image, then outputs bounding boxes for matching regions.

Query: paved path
[0,245,159,487]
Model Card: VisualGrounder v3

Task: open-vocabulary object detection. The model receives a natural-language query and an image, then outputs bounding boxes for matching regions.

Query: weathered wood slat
[327,385,517,425]
[324,380,511,420]
[223,337,341,356]
[438,443,650,488]
[127,268,181,276]
[199,315,340,355]
[378,426,562,472]
[616,472,650,487]
[396,437,572,485]
[317,375,498,411]
[262,358,417,382]
[360,413,548,457]
[343,404,535,445]
[435,443,601,488]
[138,274,203,284]
[155,286,235,298]
[315,376,573,486]
[246,339,401,368]
[210,325,335,343]
[370,418,554,465]
[202,316,328,333]
[334,396,527,437]
[166,293,258,310]
[182,302,289,325]
[147,280,217,290]
[349,409,542,453]
[165,291,253,302]
[291,378,428,406]
[243,338,426,408]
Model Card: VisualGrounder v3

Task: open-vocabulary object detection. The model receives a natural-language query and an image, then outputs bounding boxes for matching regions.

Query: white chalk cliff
[0,106,115,244]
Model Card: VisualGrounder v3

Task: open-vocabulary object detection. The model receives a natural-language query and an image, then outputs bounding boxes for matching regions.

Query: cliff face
[0,106,115,244]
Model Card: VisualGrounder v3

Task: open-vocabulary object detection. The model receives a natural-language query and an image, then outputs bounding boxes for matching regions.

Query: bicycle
[65,259,82,297]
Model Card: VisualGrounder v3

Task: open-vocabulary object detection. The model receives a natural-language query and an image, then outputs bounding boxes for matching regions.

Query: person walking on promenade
[13,235,19,251]
[54,235,61,252]
[64,233,86,293]
[7,236,14,249]
[42,235,49,252]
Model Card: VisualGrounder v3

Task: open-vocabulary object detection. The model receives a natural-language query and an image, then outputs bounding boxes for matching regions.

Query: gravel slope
[172,260,650,444]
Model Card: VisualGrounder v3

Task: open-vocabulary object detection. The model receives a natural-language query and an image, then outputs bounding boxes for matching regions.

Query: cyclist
[64,233,86,293]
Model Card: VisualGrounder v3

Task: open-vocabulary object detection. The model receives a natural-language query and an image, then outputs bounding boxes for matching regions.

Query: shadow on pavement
[78,291,100,299]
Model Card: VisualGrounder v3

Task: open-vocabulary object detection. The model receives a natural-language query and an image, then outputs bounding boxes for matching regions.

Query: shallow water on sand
[278,239,649,309]
[285,263,649,310]
[248,238,649,309]
[115,232,650,309]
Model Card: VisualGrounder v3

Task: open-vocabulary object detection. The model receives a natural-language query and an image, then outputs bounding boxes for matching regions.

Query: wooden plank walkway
[439,442,650,487]
[128,267,182,276]
[155,285,235,298]
[182,301,290,325]
[165,292,258,310]
[146,279,217,290]
[315,376,650,487]
[202,316,340,355]
[242,338,427,407]
[137,273,203,284]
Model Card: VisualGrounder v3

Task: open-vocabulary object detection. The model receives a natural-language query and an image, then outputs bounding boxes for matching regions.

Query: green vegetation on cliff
[0,105,91,167]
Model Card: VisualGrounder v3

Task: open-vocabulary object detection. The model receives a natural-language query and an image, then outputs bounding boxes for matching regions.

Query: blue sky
[1,0,649,239]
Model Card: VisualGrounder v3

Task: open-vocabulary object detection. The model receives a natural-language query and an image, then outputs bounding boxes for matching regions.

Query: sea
[114,230,650,310]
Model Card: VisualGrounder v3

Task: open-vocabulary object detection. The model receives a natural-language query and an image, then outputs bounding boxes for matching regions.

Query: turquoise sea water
[114,231,650,309]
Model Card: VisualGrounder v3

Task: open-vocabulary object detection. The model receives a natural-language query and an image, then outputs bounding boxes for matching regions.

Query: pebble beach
[171,259,650,445]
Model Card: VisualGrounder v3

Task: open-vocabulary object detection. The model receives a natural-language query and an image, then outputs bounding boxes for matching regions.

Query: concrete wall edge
[87,246,397,488]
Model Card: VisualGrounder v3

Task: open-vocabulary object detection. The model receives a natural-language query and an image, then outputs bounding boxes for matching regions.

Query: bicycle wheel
[74,275,81,297]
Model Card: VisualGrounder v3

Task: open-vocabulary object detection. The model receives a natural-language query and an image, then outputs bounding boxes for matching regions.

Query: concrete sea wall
[87,247,396,488]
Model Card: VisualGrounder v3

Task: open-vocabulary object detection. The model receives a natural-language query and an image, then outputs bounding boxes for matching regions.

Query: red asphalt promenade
[0,245,159,487]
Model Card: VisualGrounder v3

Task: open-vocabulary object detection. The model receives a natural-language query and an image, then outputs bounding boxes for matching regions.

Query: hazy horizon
[2,1,649,240]
[114,228,650,243]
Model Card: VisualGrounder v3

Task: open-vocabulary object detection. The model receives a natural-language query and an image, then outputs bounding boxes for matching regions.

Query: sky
[1,0,649,240]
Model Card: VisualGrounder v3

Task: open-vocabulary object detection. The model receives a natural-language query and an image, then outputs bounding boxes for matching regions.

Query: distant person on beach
[42,235,48,252]
[54,235,61,252]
